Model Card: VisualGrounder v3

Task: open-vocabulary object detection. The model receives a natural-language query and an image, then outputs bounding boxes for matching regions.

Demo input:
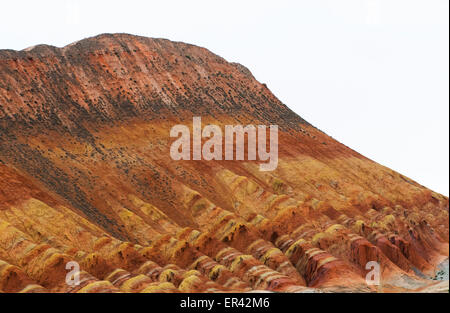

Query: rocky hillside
[0,34,448,293]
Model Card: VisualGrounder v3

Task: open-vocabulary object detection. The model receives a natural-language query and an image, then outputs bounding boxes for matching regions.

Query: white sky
[1,0,448,195]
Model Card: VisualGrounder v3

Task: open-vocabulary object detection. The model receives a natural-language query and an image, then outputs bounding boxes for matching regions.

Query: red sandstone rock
[0,34,448,293]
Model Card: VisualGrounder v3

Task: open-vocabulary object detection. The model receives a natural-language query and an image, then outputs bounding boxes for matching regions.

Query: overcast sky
[1,0,448,195]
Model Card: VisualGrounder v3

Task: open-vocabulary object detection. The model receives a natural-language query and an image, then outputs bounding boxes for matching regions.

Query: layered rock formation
[0,34,448,293]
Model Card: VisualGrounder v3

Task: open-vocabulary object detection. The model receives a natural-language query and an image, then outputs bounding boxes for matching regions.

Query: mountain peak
[0,34,447,293]
[0,33,304,131]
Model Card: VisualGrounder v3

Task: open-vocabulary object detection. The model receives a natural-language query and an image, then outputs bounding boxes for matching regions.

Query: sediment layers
[0,34,448,293]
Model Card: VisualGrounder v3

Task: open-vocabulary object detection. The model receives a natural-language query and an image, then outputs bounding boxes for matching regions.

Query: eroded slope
[0,34,448,293]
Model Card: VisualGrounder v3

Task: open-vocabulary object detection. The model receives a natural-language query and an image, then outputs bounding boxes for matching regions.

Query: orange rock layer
[0,34,448,293]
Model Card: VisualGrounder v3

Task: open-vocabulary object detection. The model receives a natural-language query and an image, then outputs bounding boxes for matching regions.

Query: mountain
[0,33,448,293]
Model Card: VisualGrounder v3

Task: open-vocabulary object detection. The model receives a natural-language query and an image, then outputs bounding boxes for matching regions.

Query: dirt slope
[0,34,448,293]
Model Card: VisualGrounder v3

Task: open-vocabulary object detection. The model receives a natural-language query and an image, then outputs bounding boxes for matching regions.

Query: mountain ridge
[0,34,448,293]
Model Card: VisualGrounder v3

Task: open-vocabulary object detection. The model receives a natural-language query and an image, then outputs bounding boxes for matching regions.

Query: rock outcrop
[0,34,448,293]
